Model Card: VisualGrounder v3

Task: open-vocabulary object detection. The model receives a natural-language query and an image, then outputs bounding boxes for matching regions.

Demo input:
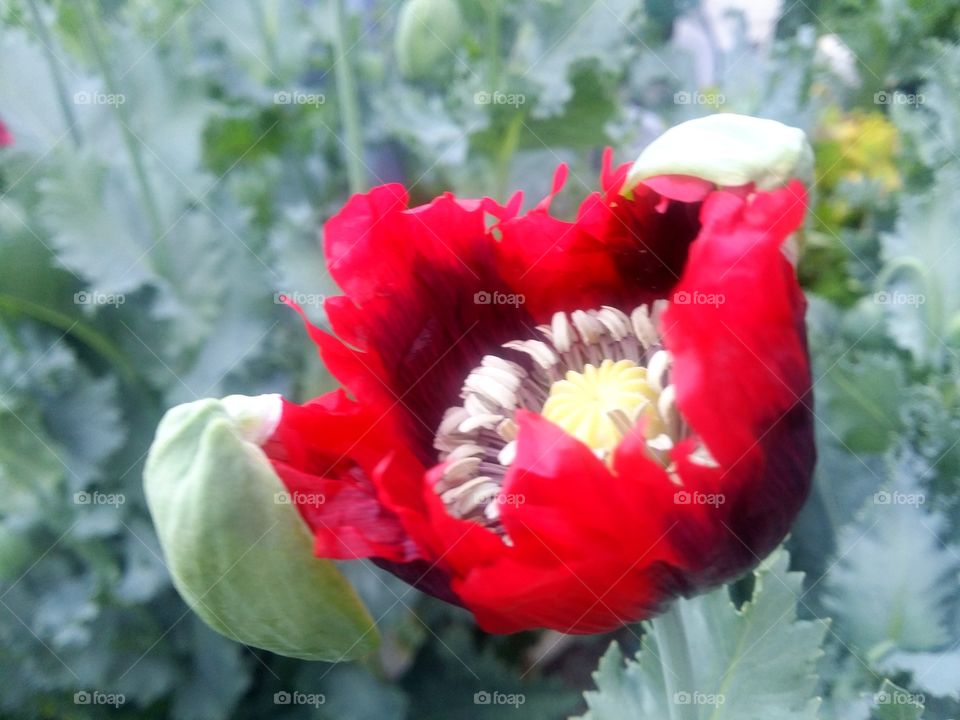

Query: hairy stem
[332,0,366,193]
[25,0,82,146]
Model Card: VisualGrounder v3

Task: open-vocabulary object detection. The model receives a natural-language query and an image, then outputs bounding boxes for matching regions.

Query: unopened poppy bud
[395,0,464,82]
[624,113,813,196]
[144,396,378,661]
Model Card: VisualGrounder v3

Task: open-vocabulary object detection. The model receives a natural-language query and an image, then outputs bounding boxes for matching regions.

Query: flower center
[541,359,656,455]
[432,301,715,536]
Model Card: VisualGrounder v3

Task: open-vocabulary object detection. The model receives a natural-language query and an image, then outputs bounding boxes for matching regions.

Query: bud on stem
[144,397,378,661]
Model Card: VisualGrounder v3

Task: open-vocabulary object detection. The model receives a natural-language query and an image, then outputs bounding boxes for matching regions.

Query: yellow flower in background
[815,108,900,215]
[813,108,900,235]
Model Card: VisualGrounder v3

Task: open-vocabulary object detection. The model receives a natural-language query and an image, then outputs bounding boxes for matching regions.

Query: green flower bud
[624,113,813,195]
[394,0,463,82]
[144,396,378,661]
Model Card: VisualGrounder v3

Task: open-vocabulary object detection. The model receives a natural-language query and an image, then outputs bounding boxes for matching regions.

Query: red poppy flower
[260,146,814,634]
[0,119,12,147]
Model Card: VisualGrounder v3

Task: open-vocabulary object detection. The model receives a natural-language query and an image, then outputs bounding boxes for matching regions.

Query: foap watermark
[673,691,725,707]
[74,691,125,708]
[874,490,925,507]
[874,90,925,107]
[674,490,725,507]
[275,490,326,508]
[873,290,925,307]
[74,491,126,508]
[674,90,725,107]
[673,290,724,307]
[474,90,526,107]
[483,491,525,508]
[274,90,326,107]
[274,291,326,308]
[474,290,525,307]
[473,691,526,708]
[873,689,925,707]
[273,691,326,708]
[74,290,125,307]
[74,90,126,107]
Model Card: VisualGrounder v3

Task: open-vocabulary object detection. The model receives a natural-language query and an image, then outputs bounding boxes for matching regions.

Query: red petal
[263,392,428,563]
[637,174,720,202]
[317,186,535,461]
[445,412,686,633]
[494,153,703,321]
[663,181,815,577]
[665,182,810,463]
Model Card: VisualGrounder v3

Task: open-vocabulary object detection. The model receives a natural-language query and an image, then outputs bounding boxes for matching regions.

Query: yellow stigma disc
[541,359,659,454]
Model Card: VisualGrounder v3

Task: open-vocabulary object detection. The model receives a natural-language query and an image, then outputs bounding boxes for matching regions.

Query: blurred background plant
[1,0,960,718]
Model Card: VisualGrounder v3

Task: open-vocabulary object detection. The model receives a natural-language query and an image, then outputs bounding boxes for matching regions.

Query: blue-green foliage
[2,0,960,718]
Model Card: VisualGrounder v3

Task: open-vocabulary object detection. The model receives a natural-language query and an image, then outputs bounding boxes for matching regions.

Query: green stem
[651,603,698,720]
[0,294,138,386]
[484,0,518,201]
[485,0,502,90]
[332,0,366,193]
[494,112,523,201]
[25,0,82,146]
[249,0,280,72]
[77,0,166,263]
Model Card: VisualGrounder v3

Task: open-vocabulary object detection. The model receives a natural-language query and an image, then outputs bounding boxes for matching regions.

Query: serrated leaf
[0,29,81,150]
[0,411,65,519]
[197,0,317,86]
[878,167,960,367]
[891,42,960,170]
[577,548,825,719]
[38,152,155,297]
[817,352,905,453]
[823,452,960,655]
[108,31,219,199]
[508,0,639,117]
[0,322,125,488]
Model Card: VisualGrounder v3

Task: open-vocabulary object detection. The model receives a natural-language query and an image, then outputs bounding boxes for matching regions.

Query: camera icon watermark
[274,291,326,308]
[873,290,925,307]
[74,491,126,508]
[273,690,325,707]
[673,691,725,706]
[673,290,725,307]
[473,690,525,707]
[274,490,326,508]
[74,690,126,707]
[474,90,526,107]
[474,290,525,307]
[74,91,126,107]
[874,490,925,507]
[873,689,924,707]
[673,91,725,108]
[674,490,725,507]
[74,290,125,307]
[274,90,326,107]
[874,90,924,106]
[494,492,525,508]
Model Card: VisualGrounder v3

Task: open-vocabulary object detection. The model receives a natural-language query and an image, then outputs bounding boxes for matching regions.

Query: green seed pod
[624,113,813,194]
[394,0,464,82]
[144,396,378,661]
